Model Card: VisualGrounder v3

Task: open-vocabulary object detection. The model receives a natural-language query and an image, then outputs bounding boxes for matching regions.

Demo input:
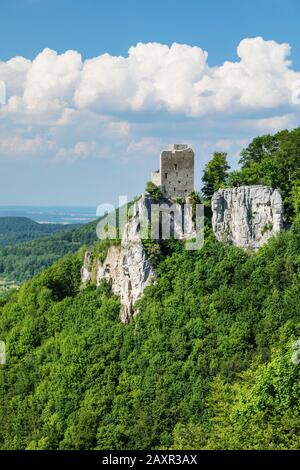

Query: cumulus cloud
[72,38,300,116]
[0,37,300,162]
[0,56,31,98]
[74,42,210,114]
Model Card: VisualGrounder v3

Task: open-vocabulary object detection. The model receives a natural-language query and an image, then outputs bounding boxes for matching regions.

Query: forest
[0,217,77,246]
[0,128,300,449]
[0,219,98,286]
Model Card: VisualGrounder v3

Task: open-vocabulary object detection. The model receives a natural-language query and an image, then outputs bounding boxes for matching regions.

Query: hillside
[0,217,77,246]
[0,224,299,450]
[0,219,100,289]
[0,128,300,450]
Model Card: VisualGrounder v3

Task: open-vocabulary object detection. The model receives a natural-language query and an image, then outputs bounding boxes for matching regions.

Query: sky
[0,0,300,207]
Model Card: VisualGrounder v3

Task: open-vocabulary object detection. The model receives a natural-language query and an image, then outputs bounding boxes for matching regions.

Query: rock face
[212,185,283,250]
[98,195,156,322]
[81,251,92,283]
[96,242,154,323]
[81,194,196,323]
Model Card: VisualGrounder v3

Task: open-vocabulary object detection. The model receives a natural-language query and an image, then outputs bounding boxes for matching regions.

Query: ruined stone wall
[160,144,194,199]
[151,144,194,199]
[151,170,161,187]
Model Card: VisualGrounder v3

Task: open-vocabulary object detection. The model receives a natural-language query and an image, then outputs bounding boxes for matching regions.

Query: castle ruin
[151,144,194,199]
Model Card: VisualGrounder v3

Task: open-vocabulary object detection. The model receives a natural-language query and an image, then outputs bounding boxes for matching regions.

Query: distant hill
[0,216,79,246]
[0,218,100,286]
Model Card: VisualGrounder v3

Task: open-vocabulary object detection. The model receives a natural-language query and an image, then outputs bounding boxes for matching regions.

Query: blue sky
[0,0,300,206]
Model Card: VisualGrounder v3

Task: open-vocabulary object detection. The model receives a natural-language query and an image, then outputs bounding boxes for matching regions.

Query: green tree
[1,189,300,450]
[202,152,230,200]
[229,127,300,222]
[239,134,280,167]
[145,181,163,202]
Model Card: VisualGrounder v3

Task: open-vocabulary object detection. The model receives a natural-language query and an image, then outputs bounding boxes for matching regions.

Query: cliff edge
[212,185,283,250]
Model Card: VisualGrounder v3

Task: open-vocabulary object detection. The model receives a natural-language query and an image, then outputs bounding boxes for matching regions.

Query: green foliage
[187,191,202,222]
[228,128,300,222]
[92,238,120,264]
[239,134,279,167]
[227,170,246,187]
[0,221,300,450]
[0,277,18,297]
[0,217,77,246]
[173,341,300,450]
[175,197,185,206]
[0,218,101,285]
[3,126,300,449]
[291,181,300,215]
[202,152,230,200]
[142,240,163,267]
[145,181,163,202]
[261,222,273,235]
[201,127,300,224]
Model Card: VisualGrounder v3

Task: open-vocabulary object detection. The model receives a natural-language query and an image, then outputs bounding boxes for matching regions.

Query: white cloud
[23,48,82,112]
[126,137,163,157]
[244,113,297,132]
[0,56,31,98]
[74,37,300,116]
[0,37,300,162]
[0,136,53,156]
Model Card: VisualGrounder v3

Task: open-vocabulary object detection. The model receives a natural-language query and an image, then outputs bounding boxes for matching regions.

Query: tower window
[165,172,168,179]
[174,164,177,170]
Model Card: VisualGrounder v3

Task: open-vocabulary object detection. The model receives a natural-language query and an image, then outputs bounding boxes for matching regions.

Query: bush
[145,181,163,202]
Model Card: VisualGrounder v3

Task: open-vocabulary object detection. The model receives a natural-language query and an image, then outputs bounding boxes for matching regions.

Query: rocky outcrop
[82,186,284,322]
[81,193,196,323]
[95,195,156,322]
[96,242,155,323]
[212,185,283,250]
[81,251,92,283]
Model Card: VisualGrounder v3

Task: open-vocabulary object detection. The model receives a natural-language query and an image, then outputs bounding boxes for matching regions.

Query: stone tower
[151,144,194,199]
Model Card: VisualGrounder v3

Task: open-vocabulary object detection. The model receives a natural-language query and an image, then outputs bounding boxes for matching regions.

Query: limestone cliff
[98,195,155,322]
[96,242,154,323]
[81,194,196,323]
[82,185,284,322]
[212,185,283,250]
[81,251,92,283]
